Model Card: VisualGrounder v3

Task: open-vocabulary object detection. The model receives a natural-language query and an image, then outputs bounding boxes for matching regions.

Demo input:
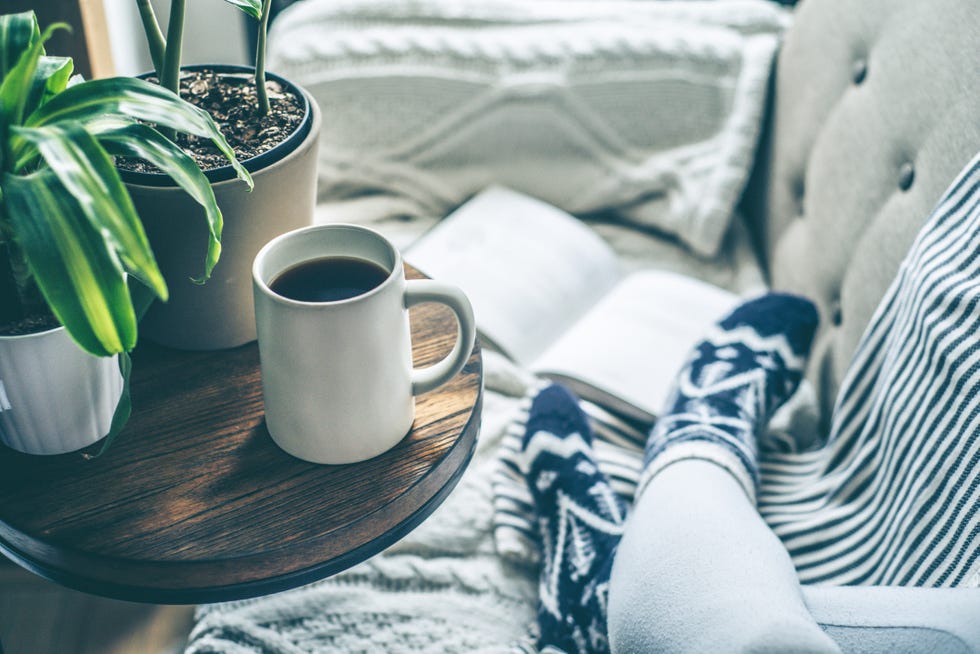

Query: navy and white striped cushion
[759,153,980,587]
[493,152,980,587]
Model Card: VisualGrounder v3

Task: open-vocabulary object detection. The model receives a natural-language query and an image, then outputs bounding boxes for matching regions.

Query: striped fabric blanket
[493,152,980,588]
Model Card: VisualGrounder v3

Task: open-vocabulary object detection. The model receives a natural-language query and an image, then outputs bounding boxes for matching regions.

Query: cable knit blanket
[266,0,789,257]
[184,1,785,650]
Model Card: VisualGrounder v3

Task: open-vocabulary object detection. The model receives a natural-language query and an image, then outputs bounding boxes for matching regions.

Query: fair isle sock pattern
[519,295,817,654]
[637,293,819,501]
[493,385,646,565]
[521,385,628,654]
[492,295,818,566]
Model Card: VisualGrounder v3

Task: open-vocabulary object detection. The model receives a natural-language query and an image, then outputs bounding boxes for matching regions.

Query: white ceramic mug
[252,224,476,464]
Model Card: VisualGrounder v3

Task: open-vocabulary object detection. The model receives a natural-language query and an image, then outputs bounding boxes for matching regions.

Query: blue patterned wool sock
[640,293,819,501]
[521,384,628,654]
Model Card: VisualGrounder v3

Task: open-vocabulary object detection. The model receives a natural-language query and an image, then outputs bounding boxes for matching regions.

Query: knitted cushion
[268,0,789,257]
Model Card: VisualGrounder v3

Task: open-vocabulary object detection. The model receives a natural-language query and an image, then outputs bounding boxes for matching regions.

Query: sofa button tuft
[899,162,915,191]
[852,59,868,85]
[831,301,843,327]
[793,175,806,213]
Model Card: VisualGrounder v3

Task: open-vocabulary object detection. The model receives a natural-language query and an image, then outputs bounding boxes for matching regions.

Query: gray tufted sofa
[605,5,980,650]
[744,0,980,425]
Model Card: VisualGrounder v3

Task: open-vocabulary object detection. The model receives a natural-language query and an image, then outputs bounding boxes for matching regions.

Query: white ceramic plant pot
[0,326,123,455]
[124,67,322,351]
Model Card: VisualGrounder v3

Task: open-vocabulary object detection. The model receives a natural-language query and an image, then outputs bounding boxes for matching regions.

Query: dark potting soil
[0,311,60,336]
[116,69,305,174]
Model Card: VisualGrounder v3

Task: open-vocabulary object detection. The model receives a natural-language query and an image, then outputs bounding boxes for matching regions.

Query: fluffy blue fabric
[522,385,627,654]
[641,293,818,499]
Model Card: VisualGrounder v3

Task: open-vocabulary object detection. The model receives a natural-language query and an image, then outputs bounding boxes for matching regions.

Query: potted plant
[123,0,322,350]
[0,10,250,455]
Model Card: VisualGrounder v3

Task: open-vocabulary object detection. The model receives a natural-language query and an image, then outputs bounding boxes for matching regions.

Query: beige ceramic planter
[0,326,122,455]
[127,69,321,350]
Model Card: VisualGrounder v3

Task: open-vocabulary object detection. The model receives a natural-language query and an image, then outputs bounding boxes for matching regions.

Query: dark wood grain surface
[0,265,481,604]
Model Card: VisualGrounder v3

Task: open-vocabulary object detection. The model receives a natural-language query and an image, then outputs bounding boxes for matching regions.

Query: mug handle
[404,280,477,395]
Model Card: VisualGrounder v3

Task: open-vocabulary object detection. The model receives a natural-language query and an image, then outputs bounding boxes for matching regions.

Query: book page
[531,270,741,421]
[406,186,621,364]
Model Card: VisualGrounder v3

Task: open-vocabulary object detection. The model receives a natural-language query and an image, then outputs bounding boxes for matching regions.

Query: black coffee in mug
[270,256,390,302]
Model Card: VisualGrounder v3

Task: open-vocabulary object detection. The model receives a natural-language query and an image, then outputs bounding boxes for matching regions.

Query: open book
[406,187,741,422]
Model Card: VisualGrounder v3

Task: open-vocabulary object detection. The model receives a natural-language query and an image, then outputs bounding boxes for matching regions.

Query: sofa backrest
[747,0,980,424]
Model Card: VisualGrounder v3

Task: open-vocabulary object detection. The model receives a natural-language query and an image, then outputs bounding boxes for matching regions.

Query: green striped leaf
[84,277,159,456]
[0,11,39,80]
[13,123,168,300]
[0,21,66,135]
[27,55,72,114]
[224,0,263,20]
[4,171,136,357]
[85,349,133,458]
[94,120,223,282]
[5,56,74,172]
[25,77,253,189]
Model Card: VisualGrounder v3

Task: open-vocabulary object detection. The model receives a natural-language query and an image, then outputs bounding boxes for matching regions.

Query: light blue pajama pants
[607,460,980,653]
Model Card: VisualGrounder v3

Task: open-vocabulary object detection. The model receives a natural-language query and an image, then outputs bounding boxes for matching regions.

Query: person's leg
[608,458,840,654]
[607,457,980,654]
[521,384,629,654]
[609,293,832,652]
[528,294,822,652]
[803,585,980,654]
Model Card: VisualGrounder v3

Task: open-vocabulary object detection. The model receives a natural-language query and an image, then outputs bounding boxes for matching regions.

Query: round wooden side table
[0,265,481,604]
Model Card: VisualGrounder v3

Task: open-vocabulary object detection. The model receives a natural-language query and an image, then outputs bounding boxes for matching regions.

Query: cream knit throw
[268,0,789,257]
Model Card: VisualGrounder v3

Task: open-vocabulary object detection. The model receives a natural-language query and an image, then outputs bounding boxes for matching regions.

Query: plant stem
[158,0,186,141]
[136,0,166,77]
[0,240,46,325]
[160,0,185,96]
[0,241,22,326]
[254,0,272,116]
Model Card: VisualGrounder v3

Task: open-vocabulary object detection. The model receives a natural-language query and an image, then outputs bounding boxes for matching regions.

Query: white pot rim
[0,323,65,342]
